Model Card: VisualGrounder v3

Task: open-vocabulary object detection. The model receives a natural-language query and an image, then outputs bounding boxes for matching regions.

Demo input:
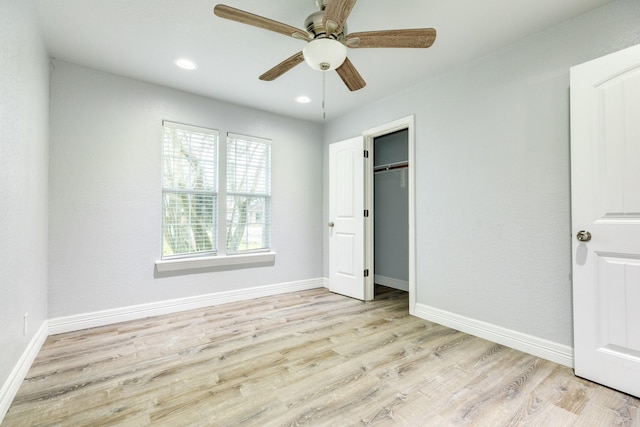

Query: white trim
[374,275,409,292]
[155,251,276,272]
[0,322,48,423]
[227,132,271,146]
[363,115,416,312]
[363,135,375,301]
[414,303,574,368]
[162,120,219,135]
[49,277,322,335]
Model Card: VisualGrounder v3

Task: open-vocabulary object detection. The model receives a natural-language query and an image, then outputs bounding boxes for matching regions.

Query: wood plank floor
[4,286,640,426]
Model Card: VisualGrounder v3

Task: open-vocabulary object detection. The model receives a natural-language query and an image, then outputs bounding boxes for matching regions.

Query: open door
[570,43,640,398]
[329,136,369,300]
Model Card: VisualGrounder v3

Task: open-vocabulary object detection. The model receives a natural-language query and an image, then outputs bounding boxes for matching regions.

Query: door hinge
[364,269,369,277]
[364,209,369,217]
[364,149,369,158]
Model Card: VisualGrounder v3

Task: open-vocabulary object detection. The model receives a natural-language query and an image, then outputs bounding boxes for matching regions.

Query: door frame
[363,116,416,312]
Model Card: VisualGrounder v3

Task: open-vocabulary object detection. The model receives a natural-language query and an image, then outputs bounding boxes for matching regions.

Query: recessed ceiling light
[296,95,312,104]
[175,58,198,70]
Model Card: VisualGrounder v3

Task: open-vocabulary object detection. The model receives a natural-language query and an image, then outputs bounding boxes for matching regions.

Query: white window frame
[156,123,275,272]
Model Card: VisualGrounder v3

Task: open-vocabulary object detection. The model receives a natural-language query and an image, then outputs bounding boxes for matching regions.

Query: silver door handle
[576,230,591,242]
[328,222,334,228]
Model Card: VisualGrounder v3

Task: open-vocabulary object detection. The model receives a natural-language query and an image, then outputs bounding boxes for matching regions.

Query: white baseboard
[49,278,324,335]
[374,275,409,292]
[0,321,48,423]
[414,303,574,368]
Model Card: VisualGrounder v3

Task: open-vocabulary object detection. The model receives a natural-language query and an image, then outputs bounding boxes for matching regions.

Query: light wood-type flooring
[4,286,640,426]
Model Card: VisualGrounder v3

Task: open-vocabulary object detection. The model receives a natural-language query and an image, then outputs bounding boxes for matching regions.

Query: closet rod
[373,161,409,173]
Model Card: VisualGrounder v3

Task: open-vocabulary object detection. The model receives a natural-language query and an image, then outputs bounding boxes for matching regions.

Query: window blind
[161,121,218,258]
[226,133,271,254]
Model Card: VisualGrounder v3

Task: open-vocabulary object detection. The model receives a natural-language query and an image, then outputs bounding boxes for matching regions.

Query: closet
[373,129,409,292]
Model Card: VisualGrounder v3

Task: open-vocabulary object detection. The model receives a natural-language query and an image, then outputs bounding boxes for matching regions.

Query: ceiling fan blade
[346,28,436,48]
[335,58,366,91]
[214,4,310,41]
[259,52,305,81]
[323,0,357,35]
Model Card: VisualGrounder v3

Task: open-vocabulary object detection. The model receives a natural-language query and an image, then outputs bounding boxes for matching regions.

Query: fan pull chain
[322,70,327,120]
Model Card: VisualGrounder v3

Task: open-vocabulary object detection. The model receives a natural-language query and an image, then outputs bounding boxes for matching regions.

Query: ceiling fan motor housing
[304,10,346,41]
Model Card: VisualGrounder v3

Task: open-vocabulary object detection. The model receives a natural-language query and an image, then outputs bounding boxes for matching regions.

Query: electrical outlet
[23,312,28,336]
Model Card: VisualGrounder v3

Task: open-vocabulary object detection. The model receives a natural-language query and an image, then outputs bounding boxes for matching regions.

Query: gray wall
[48,61,324,317]
[0,0,49,390]
[323,0,640,347]
[374,130,409,283]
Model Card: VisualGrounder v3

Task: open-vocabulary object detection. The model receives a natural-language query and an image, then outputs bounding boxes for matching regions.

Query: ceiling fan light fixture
[303,38,347,71]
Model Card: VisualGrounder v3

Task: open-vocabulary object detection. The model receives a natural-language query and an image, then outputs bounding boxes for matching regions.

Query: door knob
[328,222,335,228]
[576,230,591,242]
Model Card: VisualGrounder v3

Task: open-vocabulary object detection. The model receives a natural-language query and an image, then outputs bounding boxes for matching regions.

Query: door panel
[571,43,640,397]
[329,136,365,300]
[335,233,355,276]
[597,254,640,354]
[597,71,640,216]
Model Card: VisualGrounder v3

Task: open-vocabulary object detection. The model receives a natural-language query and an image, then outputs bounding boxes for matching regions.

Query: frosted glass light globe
[303,39,347,71]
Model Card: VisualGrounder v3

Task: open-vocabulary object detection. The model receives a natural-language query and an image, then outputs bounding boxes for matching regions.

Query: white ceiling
[34,0,615,122]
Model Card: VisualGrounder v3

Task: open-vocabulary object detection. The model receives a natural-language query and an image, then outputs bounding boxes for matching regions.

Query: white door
[329,136,367,300]
[571,43,640,398]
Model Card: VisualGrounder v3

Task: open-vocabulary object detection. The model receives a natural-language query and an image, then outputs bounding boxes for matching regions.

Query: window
[162,121,218,258]
[226,133,271,254]
[160,123,271,263]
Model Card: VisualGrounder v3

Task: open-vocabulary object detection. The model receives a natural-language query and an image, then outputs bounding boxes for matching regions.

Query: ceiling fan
[213,0,436,91]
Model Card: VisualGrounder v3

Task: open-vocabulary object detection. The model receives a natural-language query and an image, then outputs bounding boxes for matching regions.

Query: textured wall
[48,61,323,317]
[323,0,640,347]
[0,0,49,395]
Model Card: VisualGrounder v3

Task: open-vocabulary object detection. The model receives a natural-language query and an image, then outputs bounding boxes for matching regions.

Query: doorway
[373,129,409,297]
[363,116,416,313]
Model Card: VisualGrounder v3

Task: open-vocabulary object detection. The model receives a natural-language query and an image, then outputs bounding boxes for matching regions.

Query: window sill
[155,251,276,273]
